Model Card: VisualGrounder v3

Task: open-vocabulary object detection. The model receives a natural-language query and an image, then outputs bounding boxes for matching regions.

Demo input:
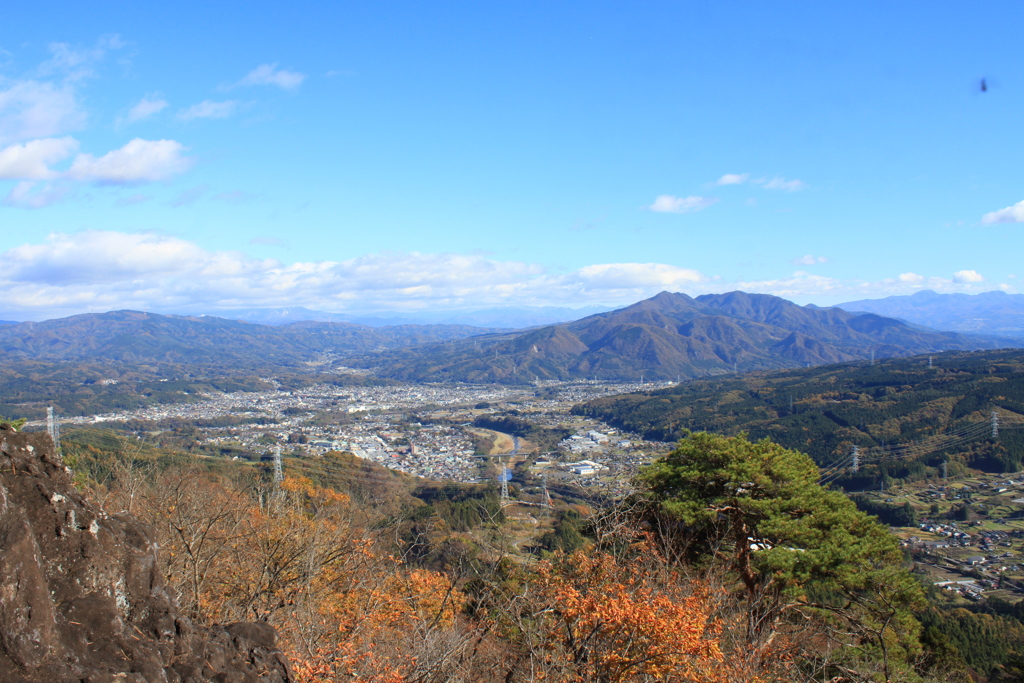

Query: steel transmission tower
[499,455,509,504]
[850,445,860,474]
[992,411,1000,440]
[542,473,552,508]
[273,444,283,489]
[46,406,61,455]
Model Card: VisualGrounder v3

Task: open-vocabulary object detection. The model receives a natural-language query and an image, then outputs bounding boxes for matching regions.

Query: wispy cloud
[214,189,259,204]
[0,80,86,145]
[712,173,805,191]
[716,173,748,185]
[2,181,72,209]
[122,94,168,125]
[169,184,209,207]
[37,34,126,81]
[761,177,805,191]
[981,200,1024,224]
[648,195,717,214]
[237,63,306,90]
[178,100,238,121]
[791,254,828,266]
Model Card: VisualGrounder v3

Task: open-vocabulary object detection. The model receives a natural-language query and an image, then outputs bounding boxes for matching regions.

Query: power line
[816,417,1012,485]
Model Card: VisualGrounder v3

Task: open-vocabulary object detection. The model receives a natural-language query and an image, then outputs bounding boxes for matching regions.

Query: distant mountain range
[837,290,1024,337]
[347,291,1020,383]
[198,305,611,329]
[0,311,501,369]
[0,293,1016,384]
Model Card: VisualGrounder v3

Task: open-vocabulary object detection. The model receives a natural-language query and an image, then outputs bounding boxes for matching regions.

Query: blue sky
[1,1,1023,320]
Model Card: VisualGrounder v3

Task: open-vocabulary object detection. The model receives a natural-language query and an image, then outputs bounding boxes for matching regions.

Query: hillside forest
[49,424,1024,682]
[575,349,1024,490]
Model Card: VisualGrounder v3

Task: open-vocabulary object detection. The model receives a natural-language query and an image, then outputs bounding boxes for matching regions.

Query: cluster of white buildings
[63,378,672,486]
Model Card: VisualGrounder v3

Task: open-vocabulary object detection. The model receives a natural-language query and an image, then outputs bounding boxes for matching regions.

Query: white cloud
[953,269,984,283]
[574,263,703,288]
[648,195,717,214]
[0,37,130,144]
[0,136,193,205]
[0,232,706,317]
[0,231,1012,317]
[124,94,168,124]
[237,64,306,90]
[0,80,85,145]
[716,173,748,185]
[0,137,78,179]
[791,254,828,266]
[67,138,192,184]
[38,35,126,80]
[761,177,805,191]
[3,231,212,285]
[2,181,71,209]
[981,200,1024,224]
[178,100,238,121]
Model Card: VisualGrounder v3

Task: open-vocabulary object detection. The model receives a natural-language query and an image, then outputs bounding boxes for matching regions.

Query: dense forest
[575,349,1024,488]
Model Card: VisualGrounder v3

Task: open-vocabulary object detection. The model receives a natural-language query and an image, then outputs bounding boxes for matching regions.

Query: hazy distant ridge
[206,305,611,329]
[0,311,501,369]
[837,290,1024,337]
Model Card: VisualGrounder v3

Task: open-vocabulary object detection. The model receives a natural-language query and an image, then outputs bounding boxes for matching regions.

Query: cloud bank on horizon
[0,230,1006,321]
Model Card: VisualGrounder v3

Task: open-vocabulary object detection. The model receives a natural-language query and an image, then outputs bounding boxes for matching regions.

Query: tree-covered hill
[574,348,1024,486]
[0,310,501,368]
[350,291,1018,383]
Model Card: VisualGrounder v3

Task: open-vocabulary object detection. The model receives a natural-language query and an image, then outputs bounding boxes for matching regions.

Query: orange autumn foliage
[289,568,464,682]
[532,549,732,683]
[105,467,777,682]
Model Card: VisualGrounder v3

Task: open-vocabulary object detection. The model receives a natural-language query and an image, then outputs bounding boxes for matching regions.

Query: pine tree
[638,431,926,674]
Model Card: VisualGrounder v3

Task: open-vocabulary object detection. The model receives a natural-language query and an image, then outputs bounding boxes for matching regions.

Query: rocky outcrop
[0,425,292,683]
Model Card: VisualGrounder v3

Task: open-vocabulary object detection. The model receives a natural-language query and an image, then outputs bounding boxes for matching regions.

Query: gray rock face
[0,425,292,683]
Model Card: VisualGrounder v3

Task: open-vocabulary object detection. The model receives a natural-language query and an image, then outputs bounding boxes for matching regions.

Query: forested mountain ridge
[574,348,1024,487]
[0,310,501,368]
[349,291,1018,383]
